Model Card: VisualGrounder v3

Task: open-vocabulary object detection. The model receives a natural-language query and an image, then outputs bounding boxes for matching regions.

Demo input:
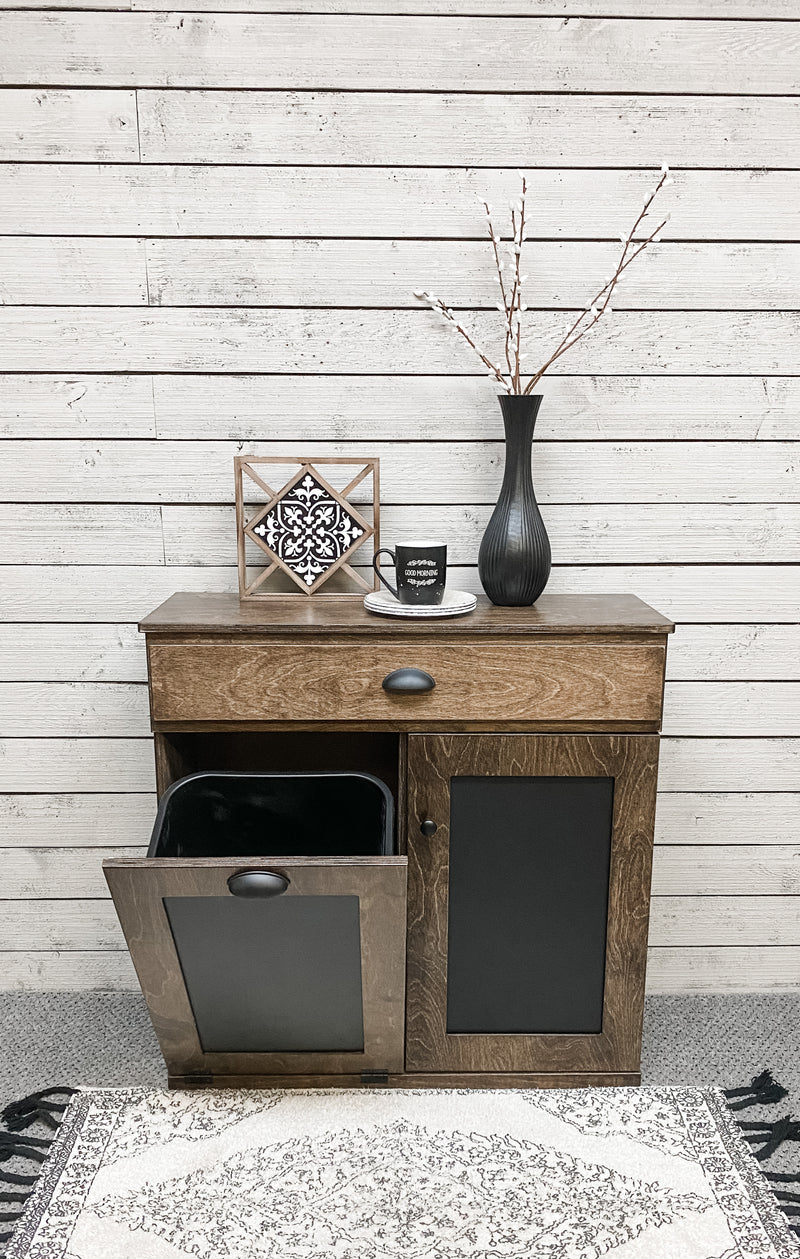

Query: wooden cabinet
[106,591,673,1089]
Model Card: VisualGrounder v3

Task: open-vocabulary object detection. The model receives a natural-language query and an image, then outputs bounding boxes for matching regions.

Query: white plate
[364,589,477,619]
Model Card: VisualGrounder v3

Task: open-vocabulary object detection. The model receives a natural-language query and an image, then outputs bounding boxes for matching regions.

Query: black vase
[478,394,551,607]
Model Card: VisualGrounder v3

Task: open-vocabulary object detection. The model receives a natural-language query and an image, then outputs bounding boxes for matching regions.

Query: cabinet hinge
[360,1070,389,1087]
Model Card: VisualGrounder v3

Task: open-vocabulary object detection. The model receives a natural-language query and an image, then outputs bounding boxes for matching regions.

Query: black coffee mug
[373,543,447,606]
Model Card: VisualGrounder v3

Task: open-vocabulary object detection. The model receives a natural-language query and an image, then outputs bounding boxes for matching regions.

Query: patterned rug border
[5,1091,96,1259]
[6,1086,800,1259]
[704,1087,800,1256]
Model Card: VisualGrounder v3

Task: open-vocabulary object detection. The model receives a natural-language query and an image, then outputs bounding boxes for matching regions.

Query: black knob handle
[420,819,438,837]
[227,870,290,898]
[382,668,436,694]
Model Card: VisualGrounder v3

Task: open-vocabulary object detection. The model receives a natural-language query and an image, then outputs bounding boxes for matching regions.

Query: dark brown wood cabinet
[105,592,673,1090]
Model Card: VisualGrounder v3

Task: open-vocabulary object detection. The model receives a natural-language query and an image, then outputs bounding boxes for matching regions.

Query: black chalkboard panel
[165,895,364,1053]
[446,776,613,1035]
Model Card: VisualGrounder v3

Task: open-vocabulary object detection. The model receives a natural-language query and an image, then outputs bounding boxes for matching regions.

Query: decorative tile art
[234,457,379,599]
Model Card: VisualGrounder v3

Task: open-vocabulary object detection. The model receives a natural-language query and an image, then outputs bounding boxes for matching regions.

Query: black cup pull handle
[373,548,398,599]
[420,819,438,837]
[382,667,436,694]
[228,870,290,898]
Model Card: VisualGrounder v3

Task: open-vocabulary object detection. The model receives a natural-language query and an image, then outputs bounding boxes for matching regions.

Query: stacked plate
[364,589,477,619]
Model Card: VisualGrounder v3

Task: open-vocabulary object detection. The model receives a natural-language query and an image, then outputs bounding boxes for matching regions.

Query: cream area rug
[5,1086,800,1259]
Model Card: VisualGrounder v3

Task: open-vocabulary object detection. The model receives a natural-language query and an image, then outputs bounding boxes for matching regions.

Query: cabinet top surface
[140,593,674,636]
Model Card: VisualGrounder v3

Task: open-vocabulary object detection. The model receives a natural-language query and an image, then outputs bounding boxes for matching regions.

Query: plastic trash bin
[148,770,395,859]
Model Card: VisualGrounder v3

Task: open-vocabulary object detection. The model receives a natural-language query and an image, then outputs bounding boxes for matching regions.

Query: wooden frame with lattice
[234,456,380,600]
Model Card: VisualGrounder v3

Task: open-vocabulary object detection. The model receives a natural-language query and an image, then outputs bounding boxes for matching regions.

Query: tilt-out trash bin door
[103,771,407,1086]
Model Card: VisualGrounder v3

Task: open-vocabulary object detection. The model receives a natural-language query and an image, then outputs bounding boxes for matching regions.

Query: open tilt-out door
[104,855,407,1083]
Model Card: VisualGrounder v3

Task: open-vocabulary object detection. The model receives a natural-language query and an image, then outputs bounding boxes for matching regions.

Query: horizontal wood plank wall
[0,2,797,994]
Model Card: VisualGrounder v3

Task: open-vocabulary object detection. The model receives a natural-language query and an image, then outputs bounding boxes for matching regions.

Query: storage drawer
[147,635,666,726]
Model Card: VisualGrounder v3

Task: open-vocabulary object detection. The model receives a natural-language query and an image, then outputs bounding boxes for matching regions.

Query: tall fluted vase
[478,394,551,607]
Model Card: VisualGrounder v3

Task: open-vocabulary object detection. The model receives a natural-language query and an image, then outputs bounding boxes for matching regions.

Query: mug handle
[372,548,398,599]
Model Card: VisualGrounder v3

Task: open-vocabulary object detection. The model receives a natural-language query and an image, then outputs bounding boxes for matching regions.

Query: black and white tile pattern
[251,471,365,587]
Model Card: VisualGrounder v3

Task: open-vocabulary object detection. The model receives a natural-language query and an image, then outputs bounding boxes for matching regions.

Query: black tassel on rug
[0,1088,76,1250]
[723,1069,789,1111]
[724,1069,800,1238]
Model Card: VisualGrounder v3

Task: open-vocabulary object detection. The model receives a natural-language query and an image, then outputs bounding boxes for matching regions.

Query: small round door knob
[420,819,438,837]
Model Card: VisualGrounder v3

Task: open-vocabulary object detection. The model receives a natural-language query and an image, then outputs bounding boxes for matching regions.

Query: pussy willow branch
[509,181,527,393]
[526,220,664,385]
[522,168,670,394]
[483,200,515,379]
[414,166,671,395]
[432,300,508,388]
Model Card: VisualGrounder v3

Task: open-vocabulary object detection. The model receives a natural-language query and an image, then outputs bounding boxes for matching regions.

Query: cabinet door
[104,856,407,1080]
[405,735,658,1074]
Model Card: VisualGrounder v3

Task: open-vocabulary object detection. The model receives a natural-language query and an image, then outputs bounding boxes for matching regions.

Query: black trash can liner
[148,771,394,859]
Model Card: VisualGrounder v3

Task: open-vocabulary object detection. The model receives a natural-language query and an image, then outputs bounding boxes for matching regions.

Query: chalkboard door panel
[104,856,407,1079]
[405,735,658,1074]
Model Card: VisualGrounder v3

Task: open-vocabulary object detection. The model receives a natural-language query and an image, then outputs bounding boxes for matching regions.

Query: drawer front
[148,637,666,725]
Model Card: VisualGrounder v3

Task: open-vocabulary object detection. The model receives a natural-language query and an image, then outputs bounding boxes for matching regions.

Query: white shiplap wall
[0,1,798,994]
